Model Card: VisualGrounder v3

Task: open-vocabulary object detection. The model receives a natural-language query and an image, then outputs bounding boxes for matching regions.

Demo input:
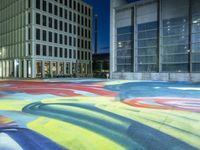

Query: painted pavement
[0,79,200,150]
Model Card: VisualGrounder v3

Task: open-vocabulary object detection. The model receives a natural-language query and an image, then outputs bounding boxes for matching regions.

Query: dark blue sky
[83,0,137,53]
[84,0,110,53]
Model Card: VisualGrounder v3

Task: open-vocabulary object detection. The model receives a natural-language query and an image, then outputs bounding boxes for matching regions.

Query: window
[81,28,84,37]
[49,17,52,28]
[69,11,72,21]
[59,34,63,44]
[36,44,40,55]
[78,27,80,35]
[42,15,47,26]
[78,3,80,12]
[64,0,67,6]
[54,33,58,43]
[81,39,84,48]
[73,50,76,59]
[73,13,76,22]
[89,8,91,17]
[85,18,87,26]
[43,45,47,56]
[28,0,31,8]
[78,39,80,47]
[64,35,67,45]
[43,0,47,11]
[81,51,84,60]
[49,3,53,13]
[54,47,58,57]
[69,37,72,46]
[36,29,40,40]
[49,32,52,42]
[74,25,76,34]
[49,46,53,56]
[64,22,68,32]
[36,13,40,25]
[81,16,84,25]
[74,1,76,10]
[54,5,58,15]
[64,9,68,19]
[85,6,87,15]
[28,44,31,55]
[59,7,63,17]
[78,51,80,59]
[81,5,84,13]
[73,38,76,46]
[28,28,31,40]
[69,0,72,8]
[54,19,58,29]
[69,49,72,58]
[28,13,31,24]
[60,48,63,57]
[78,15,80,24]
[42,30,47,41]
[85,29,87,38]
[85,40,87,49]
[36,0,40,9]
[65,49,68,58]
[69,24,72,33]
[59,21,63,31]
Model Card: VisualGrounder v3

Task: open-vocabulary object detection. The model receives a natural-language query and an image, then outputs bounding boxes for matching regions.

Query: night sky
[83,0,138,53]
[83,0,110,53]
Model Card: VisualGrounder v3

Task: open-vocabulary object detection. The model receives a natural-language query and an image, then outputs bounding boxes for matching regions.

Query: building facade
[110,0,200,82]
[0,0,92,78]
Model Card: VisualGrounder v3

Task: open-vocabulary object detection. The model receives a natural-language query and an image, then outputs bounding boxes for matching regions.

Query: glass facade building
[110,0,200,81]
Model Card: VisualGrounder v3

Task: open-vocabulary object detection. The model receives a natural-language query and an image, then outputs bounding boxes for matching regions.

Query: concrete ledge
[112,72,200,82]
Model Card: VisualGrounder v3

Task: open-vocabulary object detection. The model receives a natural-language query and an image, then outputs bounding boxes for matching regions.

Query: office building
[110,0,200,81]
[0,0,92,78]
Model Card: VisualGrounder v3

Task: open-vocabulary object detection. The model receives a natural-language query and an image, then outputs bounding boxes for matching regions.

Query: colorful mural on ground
[0,79,200,150]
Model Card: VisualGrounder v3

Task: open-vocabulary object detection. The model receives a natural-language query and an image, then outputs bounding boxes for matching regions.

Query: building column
[56,62,59,76]
[18,60,22,78]
[50,61,53,78]
[70,62,73,75]
[42,60,45,78]
[23,59,27,78]
[14,60,17,78]
[31,59,36,78]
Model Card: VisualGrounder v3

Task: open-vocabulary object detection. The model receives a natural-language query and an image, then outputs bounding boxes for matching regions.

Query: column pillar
[56,62,59,76]
[50,61,53,78]
[14,60,17,78]
[70,62,73,75]
[42,60,45,78]
[23,59,27,78]
[18,60,22,78]
[31,59,36,78]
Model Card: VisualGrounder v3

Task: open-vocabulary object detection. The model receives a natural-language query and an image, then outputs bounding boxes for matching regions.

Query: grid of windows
[34,0,92,59]
[114,0,200,74]
[161,0,189,72]
[0,0,92,78]
[117,26,133,72]
[137,21,158,72]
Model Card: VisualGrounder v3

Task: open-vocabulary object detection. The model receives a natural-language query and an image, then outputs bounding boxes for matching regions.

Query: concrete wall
[110,0,128,79]
[112,72,200,82]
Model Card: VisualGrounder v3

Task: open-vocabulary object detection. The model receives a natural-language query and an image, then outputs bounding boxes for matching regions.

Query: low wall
[112,72,200,82]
